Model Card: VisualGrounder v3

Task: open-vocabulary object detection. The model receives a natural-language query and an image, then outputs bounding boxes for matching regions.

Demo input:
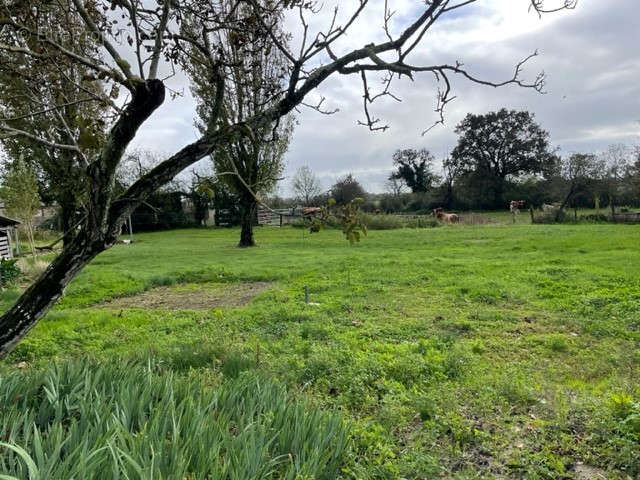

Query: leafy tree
[448,109,555,208]
[0,157,40,256]
[0,0,574,357]
[292,166,322,205]
[186,1,294,247]
[389,149,439,193]
[597,144,633,215]
[0,1,107,246]
[556,153,599,220]
[630,148,640,205]
[441,155,464,209]
[331,174,366,206]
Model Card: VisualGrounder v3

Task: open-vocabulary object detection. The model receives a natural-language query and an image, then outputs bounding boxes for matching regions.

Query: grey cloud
[132,1,639,195]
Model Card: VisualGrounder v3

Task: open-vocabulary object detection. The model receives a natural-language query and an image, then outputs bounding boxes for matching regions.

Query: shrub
[360,213,439,230]
[0,359,350,480]
[532,209,568,224]
[580,213,609,223]
[0,258,21,286]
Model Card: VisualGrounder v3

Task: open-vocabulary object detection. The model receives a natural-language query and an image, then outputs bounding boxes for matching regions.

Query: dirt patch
[100,282,272,310]
[573,464,608,480]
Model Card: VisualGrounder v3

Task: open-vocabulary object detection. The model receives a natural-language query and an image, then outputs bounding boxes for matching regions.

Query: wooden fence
[612,212,640,224]
[257,207,303,226]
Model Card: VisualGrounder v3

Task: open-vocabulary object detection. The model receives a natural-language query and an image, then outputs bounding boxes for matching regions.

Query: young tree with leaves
[331,174,366,206]
[556,153,599,220]
[598,144,633,216]
[185,0,294,247]
[0,0,108,246]
[0,157,40,256]
[292,166,322,205]
[0,0,575,357]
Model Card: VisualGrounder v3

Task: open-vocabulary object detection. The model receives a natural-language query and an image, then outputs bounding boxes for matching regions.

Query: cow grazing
[302,207,322,217]
[433,207,459,224]
[509,200,525,214]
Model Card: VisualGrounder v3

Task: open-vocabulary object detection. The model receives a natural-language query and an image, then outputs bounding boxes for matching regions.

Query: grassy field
[1,224,639,479]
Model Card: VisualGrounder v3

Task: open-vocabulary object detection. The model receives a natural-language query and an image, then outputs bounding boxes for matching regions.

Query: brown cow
[509,200,525,213]
[302,207,322,217]
[433,207,459,224]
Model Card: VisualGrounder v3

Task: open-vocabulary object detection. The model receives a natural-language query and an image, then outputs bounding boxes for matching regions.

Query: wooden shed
[0,215,20,260]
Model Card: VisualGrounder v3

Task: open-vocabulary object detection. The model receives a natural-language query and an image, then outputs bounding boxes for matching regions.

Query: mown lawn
[2,224,639,479]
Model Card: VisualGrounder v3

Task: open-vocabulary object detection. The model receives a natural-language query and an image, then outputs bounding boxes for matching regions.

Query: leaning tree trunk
[59,195,80,247]
[0,79,166,360]
[0,231,106,358]
[238,194,257,248]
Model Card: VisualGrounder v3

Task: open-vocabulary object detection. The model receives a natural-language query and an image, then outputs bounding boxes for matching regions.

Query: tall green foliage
[185,0,294,247]
[389,149,439,193]
[0,359,350,479]
[1,157,40,256]
[447,109,554,208]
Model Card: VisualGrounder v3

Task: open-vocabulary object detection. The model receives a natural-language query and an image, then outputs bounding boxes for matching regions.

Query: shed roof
[0,215,21,227]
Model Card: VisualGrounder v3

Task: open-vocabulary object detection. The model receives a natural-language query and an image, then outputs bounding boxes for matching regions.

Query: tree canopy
[446,109,555,207]
[389,148,439,193]
[331,174,366,206]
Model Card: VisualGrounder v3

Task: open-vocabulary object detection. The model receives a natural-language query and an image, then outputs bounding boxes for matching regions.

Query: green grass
[1,224,639,479]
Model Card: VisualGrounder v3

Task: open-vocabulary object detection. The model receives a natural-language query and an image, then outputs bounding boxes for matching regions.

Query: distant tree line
[286,109,639,215]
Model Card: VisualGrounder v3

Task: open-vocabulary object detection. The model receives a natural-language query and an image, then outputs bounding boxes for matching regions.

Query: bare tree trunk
[60,198,79,247]
[238,194,257,248]
[556,182,577,222]
[610,196,615,219]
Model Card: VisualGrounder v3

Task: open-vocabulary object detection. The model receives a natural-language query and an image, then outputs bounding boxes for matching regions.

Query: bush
[0,258,21,286]
[0,359,350,480]
[360,213,439,230]
[580,213,609,223]
[532,209,568,224]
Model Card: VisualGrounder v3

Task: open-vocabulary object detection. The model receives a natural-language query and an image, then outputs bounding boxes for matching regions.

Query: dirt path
[99,282,272,310]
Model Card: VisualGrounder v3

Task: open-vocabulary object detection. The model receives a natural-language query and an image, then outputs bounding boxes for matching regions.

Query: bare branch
[0,125,81,152]
[148,0,172,80]
[70,0,139,86]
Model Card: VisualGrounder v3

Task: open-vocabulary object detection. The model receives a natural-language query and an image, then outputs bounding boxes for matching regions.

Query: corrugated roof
[0,215,21,227]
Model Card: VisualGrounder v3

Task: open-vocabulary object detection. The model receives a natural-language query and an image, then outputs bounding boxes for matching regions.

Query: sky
[128,0,640,195]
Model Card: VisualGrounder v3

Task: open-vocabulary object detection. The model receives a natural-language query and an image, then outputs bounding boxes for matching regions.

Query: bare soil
[573,464,608,480]
[100,282,272,310]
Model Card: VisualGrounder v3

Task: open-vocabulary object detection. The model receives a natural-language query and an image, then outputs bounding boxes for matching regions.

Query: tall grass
[0,359,350,479]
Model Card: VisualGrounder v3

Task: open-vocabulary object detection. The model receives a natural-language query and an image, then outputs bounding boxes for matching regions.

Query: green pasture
[1,224,639,479]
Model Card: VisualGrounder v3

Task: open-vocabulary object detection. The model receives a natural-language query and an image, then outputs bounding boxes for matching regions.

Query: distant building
[0,215,20,259]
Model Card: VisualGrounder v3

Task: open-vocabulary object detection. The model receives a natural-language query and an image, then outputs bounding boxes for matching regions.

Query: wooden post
[529,206,534,224]
[128,215,133,242]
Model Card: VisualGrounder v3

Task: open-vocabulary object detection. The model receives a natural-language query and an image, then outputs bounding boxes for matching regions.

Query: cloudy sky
[129,0,640,195]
